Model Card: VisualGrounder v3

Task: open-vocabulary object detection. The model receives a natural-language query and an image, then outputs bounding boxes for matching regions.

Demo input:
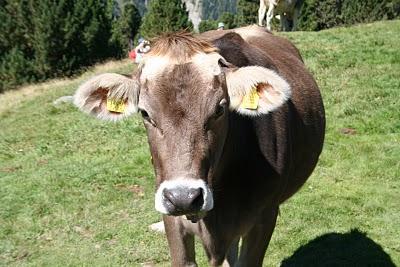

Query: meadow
[1,20,399,266]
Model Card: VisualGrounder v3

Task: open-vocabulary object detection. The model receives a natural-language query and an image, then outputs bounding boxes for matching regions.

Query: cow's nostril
[163,189,177,207]
[189,188,204,210]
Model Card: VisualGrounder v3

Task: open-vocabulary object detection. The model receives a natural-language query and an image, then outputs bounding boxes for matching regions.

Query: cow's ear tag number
[240,86,259,110]
[107,98,126,113]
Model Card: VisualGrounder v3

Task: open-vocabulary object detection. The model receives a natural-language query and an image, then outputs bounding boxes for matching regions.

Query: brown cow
[73,25,325,266]
[258,0,305,31]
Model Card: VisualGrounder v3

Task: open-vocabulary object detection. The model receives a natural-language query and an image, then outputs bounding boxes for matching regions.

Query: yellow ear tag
[240,87,259,110]
[106,98,126,113]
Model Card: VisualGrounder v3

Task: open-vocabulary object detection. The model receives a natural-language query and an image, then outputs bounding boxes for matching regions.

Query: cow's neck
[204,112,276,230]
[212,112,260,204]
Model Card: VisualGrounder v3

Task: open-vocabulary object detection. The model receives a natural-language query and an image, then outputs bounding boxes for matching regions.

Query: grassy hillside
[1,20,399,266]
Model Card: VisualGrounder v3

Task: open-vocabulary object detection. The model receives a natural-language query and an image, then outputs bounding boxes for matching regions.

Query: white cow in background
[258,0,304,31]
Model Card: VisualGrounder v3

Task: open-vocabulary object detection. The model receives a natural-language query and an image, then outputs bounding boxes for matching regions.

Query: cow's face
[138,54,230,220]
[73,39,291,221]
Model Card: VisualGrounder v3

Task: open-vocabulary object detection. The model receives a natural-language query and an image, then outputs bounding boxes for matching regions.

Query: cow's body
[73,26,324,266]
[258,0,304,31]
[163,26,325,266]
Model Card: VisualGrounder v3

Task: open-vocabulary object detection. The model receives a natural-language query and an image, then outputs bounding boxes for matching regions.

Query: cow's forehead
[140,52,223,84]
[138,54,225,116]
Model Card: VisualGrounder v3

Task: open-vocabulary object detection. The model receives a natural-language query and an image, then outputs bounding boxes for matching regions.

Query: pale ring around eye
[215,99,227,117]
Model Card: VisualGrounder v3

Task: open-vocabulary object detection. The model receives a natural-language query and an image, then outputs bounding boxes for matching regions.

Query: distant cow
[73,26,325,266]
[259,0,304,31]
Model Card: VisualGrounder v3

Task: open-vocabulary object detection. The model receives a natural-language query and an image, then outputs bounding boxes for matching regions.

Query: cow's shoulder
[235,26,303,62]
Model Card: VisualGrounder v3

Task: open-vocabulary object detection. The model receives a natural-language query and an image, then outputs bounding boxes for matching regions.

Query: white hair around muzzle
[155,178,214,214]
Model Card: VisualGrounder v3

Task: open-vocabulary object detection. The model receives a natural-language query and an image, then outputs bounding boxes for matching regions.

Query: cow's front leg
[222,238,239,267]
[163,215,197,267]
[236,206,279,267]
[266,2,275,30]
[292,9,300,31]
[258,0,267,26]
[280,14,291,31]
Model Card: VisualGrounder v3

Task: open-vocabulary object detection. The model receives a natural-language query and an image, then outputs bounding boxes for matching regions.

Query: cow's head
[73,32,291,221]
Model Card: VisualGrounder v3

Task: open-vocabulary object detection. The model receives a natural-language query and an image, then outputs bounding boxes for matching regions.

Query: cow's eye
[140,109,149,119]
[140,109,156,127]
[215,104,225,118]
[204,99,227,130]
[214,99,227,118]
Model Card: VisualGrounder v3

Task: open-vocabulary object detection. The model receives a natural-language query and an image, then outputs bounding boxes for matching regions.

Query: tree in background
[199,12,237,33]
[297,0,400,31]
[140,0,193,38]
[0,1,36,90]
[202,0,237,20]
[233,0,399,30]
[235,0,258,27]
[40,0,114,74]
[199,20,218,32]
[132,0,148,16]
[111,1,142,57]
[219,12,237,29]
[0,0,142,92]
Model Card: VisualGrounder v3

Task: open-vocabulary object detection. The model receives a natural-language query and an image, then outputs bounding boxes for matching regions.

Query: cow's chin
[185,211,206,223]
[161,205,209,223]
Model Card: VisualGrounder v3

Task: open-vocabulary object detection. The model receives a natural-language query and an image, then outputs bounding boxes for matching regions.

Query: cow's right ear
[73,73,139,121]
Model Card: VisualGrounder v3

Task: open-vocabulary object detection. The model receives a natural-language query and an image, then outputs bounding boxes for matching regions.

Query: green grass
[1,20,399,266]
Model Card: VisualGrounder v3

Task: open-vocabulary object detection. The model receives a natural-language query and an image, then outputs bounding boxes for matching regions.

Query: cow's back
[201,26,325,202]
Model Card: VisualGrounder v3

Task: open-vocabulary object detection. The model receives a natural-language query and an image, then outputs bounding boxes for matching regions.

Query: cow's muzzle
[155,178,214,218]
[163,187,203,214]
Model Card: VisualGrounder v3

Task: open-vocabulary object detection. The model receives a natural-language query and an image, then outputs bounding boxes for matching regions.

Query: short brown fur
[148,31,218,60]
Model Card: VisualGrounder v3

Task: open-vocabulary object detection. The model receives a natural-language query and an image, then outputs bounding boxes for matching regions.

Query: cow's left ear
[73,73,140,121]
[225,66,291,116]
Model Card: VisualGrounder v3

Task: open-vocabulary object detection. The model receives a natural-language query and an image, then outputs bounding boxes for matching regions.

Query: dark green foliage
[30,0,115,77]
[235,0,258,27]
[0,1,32,56]
[199,12,237,33]
[133,0,148,16]
[31,0,74,78]
[140,0,193,39]
[199,20,218,33]
[298,0,400,31]
[0,48,36,91]
[202,0,237,20]
[0,1,35,92]
[111,2,142,57]
[219,12,237,29]
[232,0,399,31]
[0,0,142,92]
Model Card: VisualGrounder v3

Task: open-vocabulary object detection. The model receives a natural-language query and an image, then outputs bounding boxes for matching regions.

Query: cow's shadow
[281,229,396,267]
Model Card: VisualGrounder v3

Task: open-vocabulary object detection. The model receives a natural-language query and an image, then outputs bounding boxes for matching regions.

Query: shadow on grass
[281,229,395,267]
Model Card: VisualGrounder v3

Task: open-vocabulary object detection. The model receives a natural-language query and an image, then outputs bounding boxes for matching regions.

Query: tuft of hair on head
[148,31,218,61]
